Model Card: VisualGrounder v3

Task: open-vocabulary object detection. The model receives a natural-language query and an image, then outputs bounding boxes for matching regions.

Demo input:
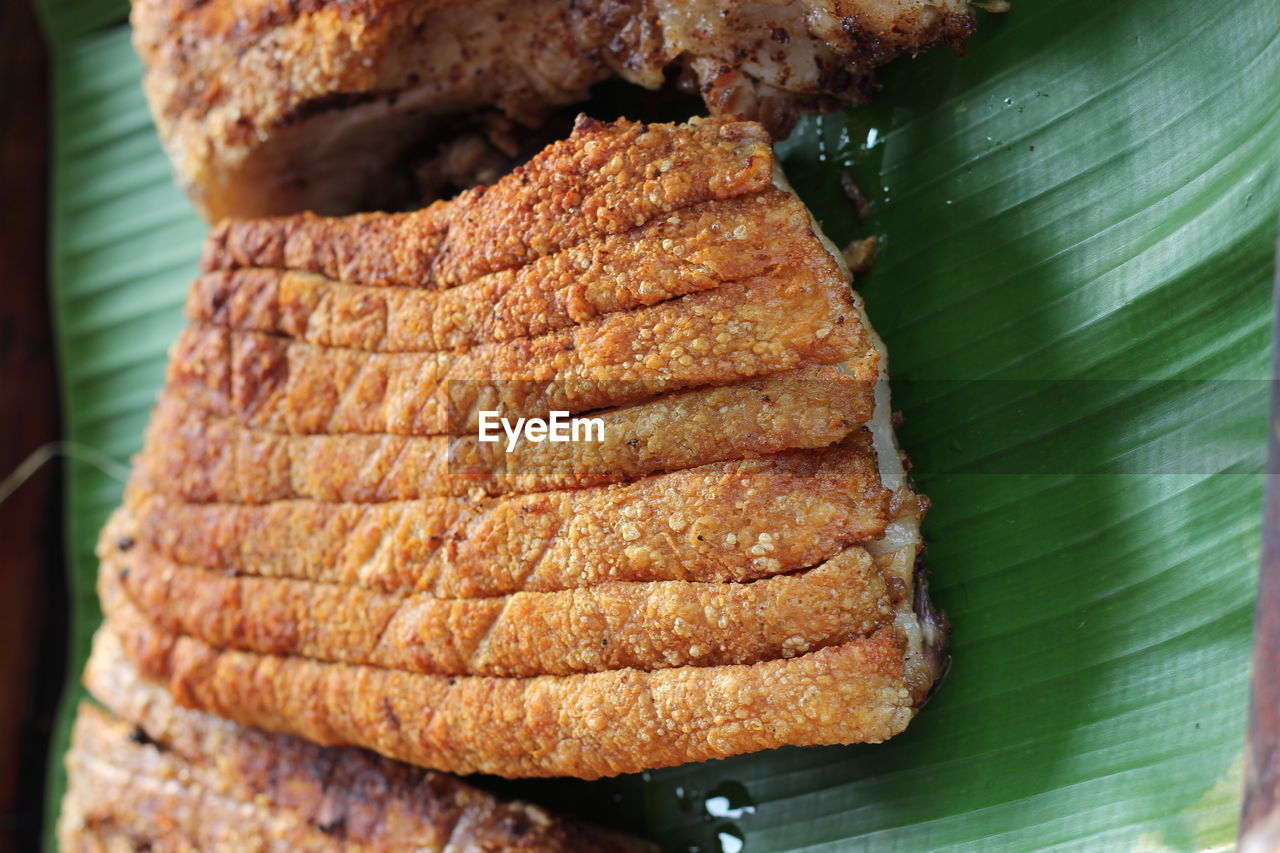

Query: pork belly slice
[134,1,975,219]
[107,510,896,676]
[102,572,929,780]
[167,274,870,436]
[188,187,823,352]
[137,367,870,503]
[61,630,653,852]
[125,436,890,596]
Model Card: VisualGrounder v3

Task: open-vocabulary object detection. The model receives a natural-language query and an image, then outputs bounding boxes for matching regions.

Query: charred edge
[835,8,979,67]
[944,11,980,54]
[127,725,154,747]
[571,113,611,135]
[912,559,950,707]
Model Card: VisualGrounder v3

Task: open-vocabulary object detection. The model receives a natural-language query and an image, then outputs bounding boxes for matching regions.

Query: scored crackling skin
[122,436,890,596]
[110,509,899,677]
[186,188,831,352]
[137,365,873,502]
[101,567,926,780]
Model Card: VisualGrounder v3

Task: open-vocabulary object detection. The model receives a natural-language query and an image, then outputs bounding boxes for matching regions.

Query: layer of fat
[772,165,933,684]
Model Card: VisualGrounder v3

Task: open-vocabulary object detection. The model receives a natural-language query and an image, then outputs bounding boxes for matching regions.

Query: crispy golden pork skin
[165,268,867,434]
[110,522,897,677]
[198,117,777,283]
[187,188,822,350]
[168,119,875,440]
[124,437,890,596]
[101,572,924,780]
[137,369,870,502]
[108,499,897,676]
[61,630,654,851]
[90,116,944,781]
[132,0,975,220]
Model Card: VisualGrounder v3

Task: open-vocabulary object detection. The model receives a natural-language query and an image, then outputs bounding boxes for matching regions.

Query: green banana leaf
[40,1,1280,850]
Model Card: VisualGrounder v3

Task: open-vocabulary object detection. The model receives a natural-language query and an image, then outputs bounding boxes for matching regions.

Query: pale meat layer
[134,0,974,219]
[124,436,889,596]
[102,575,918,780]
[62,630,653,851]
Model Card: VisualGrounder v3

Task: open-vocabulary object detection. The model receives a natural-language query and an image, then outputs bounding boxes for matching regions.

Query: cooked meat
[137,367,871,502]
[102,573,927,780]
[134,0,975,219]
[125,436,889,596]
[108,509,896,676]
[88,116,945,782]
[171,124,878,438]
[166,272,868,435]
[187,187,827,351]
[62,630,655,851]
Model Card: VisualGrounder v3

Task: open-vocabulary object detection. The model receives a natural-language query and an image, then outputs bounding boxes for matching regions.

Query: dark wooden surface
[0,3,66,852]
[1241,238,1280,853]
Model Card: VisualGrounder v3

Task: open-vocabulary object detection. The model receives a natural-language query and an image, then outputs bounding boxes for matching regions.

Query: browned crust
[199,117,774,277]
[136,368,871,503]
[64,631,654,851]
[109,506,896,676]
[187,188,820,352]
[124,436,889,596]
[167,270,869,436]
[102,572,918,780]
[78,112,945,783]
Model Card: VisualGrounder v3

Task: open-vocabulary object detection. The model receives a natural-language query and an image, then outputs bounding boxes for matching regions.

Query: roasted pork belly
[133,0,976,219]
[91,116,945,779]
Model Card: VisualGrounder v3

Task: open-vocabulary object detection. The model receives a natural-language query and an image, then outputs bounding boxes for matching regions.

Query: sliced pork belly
[186,188,823,350]
[92,116,945,779]
[137,368,870,502]
[102,573,931,780]
[133,1,976,219]
[107,508,896,676]
[163,268,868,435]
[125,436,891,595]
[60,629,654,851]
